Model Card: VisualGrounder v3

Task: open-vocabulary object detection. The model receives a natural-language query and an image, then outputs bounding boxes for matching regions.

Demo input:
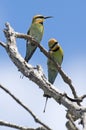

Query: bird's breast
[30,23,44,42]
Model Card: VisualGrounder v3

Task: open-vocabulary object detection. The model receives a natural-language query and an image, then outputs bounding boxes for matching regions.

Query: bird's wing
[25,40,37,62]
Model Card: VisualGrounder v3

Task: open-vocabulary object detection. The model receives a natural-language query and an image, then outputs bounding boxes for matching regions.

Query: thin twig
[0,120,46,130]
[0,120,33,130]
[64,93,86,103]
[0,41,6,48]
[0,84,52,130]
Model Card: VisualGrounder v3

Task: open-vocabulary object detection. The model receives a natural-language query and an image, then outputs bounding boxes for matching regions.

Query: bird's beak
[44,16,53,19]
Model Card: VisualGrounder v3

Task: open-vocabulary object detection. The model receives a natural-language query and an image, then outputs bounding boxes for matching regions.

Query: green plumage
[25,21,44,62]
[43,38,63,112]
[25,15,52,62]
[47,46,63,84]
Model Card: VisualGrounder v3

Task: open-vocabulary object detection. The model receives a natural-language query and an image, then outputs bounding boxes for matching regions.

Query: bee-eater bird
[25,14,52,62]
[43,38,64,112]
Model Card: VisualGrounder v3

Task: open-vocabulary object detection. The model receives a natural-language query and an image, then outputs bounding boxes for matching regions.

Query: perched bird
[43,38,64,112]
[25,14,52,62]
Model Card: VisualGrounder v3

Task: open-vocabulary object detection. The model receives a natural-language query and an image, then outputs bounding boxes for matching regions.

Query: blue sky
[0,0,86,130]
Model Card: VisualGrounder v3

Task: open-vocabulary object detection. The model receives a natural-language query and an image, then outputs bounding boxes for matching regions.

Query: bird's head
[48,38,60,51]
[32,15,53,24]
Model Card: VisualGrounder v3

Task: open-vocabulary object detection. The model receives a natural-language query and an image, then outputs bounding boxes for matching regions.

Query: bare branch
[15,32,79,100]
[3,22,86,118]
[66,121,80,130]
[66,111,80,130]
[0,84,52,130]
[1,22,79,101]
[0,41,6,48]
[82,113,86,130]
[0,120,47,130]
[1,22,86,129]
[0,120,33,130]
[64,93,86,103]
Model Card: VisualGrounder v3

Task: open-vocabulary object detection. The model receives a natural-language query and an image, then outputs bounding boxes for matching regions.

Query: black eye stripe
[52,46,60,52]
[50,42,58,49]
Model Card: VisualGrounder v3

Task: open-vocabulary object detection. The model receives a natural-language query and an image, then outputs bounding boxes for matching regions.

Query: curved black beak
[44,16,53,19]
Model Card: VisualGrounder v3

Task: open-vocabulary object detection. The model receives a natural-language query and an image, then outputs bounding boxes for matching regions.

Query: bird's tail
[43,96,48,113]
[24,44,37,62]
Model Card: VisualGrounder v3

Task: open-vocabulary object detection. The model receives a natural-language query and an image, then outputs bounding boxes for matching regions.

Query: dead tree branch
[0,22,86,130]
[0,120,47,130]
[66,111,80,130]
[15,32,78,99]
[0,84,51,130]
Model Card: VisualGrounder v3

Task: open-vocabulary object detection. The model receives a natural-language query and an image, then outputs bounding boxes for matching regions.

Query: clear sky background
[0,0,86,130]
